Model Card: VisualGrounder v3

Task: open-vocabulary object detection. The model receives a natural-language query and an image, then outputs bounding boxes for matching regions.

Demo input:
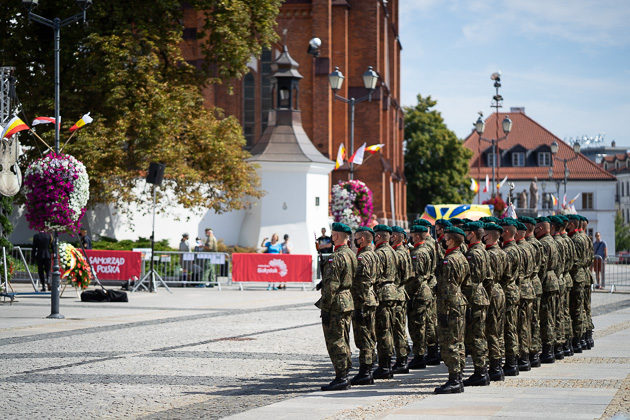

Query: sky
[399,0,630,148]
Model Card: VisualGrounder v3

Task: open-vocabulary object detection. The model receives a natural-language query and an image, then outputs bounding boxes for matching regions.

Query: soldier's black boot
[426,345,441,366]
[581,333,589,350]
[488,359,504,381]
[554,344,565,360]
[529,352,541,368]
[572,337,583,353]
[463,367,490,386]
[563,341,574,357]
[434,372,464,394]
[587,330,594,348]
[503,356,519,376]
[518,355,531,372]
[321,372,350,391]
[373,356,393,379]
[408,354,427,370]
[392,356,409,374]
[541,345,555,364]
[350,364,374,386]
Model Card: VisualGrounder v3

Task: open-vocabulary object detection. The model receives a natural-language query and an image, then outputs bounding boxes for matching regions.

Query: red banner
[232,253,312,283]
[84,250,142,281]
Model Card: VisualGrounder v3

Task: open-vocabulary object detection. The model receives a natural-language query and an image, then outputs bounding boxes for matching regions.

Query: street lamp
[22,0,92,319]
[473,72,513,196]
[549,139,581,209]
[328,66,379,180]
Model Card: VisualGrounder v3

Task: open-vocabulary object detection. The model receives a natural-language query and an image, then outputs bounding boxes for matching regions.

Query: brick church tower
[181,0,407,226]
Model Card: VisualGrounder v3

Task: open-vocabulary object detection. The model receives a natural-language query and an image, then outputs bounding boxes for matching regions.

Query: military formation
[316,213,596,393]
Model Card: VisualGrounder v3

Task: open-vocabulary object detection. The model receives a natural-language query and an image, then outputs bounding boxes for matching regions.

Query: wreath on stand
[59,242,93,291]
[330,180,374,229]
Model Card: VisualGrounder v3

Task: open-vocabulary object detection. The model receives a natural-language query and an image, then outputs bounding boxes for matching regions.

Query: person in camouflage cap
[390,225,413,374]
[372,224,400,379]
[350,226,379,385]
[462,221,491,386]
[498,218,521,376]
[317,222,357,391]
[483,223,507,381]
[434,226,469,394]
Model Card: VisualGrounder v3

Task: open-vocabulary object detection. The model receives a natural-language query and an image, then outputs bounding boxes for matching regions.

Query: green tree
[404,94,473,215]
[0,0,282,214]
[615,211,630,252]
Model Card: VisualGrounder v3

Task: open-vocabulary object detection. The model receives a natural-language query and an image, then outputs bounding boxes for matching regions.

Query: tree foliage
[0,0,282,214]
[615,211,630,252]
[404,94,473,214]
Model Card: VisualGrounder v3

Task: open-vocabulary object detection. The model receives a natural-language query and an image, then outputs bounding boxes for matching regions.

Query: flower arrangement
[23,152,89,233]
[331,180,374,229]
[59,242,93,289]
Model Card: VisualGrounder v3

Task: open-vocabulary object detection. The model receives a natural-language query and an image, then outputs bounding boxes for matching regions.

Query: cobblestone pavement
[0,286,629,419]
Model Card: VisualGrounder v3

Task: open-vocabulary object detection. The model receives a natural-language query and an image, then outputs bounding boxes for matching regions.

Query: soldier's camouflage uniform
[526,234,544,355]
[408,240,433,358]
[393,243,413,359]
[581,229,595,335]
[426,235,439,349]
[318,244,357,376]
[463,242,491,370]
[538,233,560,348]
[569,228,586,341]
[485,243,507,363]
[351,244,379,365]
[560,232,576,343]
[436,246,470,375]
[553,233,568,347]
[516,238,536,358]
[501,239,521,361]
[374,241,401,363]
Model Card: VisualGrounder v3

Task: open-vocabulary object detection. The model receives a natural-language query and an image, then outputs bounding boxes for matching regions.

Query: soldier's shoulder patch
[412,255,417,259]
[357,256,363,260]
[467,256,472,260]
[328,258,334,262]
[443,260,449,265]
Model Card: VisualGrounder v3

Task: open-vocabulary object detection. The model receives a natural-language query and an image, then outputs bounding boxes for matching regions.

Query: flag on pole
[365,144,385,154]
[562,194,567,208]
[32,116,60,127]
[1,116,29,139]
[551,194,558,206]
[482,174,489,193]
[69,112,93,132]
[349,142,366,165]
[335,143,346,170]
[470,178,479,193]
[568,193,580,205]
[497,176,508,190]
[505,203,518,219]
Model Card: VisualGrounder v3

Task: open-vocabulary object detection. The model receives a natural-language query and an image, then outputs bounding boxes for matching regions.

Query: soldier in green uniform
[317,222,357,391]
[434,226,469,394]
[515,221,535,371]
[435,219,451,262]
[414,219,440,366]
[372,224,401,379]
[462,222,491,386]
[534,216,561,364]
[407,225,433,369]
[549,216,567,360]
[390,225,413,374]
[580,216,595,349]
[520,216,543,367]
[566,214,586,353]
[498,218,521,376]
[483,223,507,381]
[558,215,577,356]
[350,226,379,385]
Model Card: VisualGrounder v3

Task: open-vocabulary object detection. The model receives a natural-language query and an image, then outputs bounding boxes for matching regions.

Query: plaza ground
[0,284,628,419]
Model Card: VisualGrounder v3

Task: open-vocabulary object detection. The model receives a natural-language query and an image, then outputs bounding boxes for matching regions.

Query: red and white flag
[505,203,518,219]
[482,174,489,193]
[562,194,567,208]
[32,116,60,127]
[349,142,366,165]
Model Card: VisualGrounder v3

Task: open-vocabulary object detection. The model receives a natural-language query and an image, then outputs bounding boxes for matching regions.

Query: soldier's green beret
[516,221,527,231]
[410,225,428,233]
[435,219,452,227]
[557,215,568,223]
[355,226,375,235]
[484,223,503,232]
[449,218,464,225]
[373,224,392,233]
[480,216,500,223]
[462,221,483,231]
[566,214,580,221]
[462,218,473,223]
[392,226,407,236]
[536,216,550,224]
[413,219,432,227]
[332,222,352,234]
[444,226,465,236]
[582,215,589,222]
[519,216,536,225]
[548,216,563,226]
[498,218,516,227]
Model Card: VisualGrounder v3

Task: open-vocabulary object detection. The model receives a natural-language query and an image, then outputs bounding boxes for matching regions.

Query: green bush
[92,237,176,251]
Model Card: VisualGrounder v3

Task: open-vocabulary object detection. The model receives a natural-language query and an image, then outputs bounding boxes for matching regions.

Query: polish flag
[482,174,489,193]
[349,142,366,165]
[32,116,60,127]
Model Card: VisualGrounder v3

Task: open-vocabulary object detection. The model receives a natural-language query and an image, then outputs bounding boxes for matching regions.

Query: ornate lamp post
[22,0,92,318]
[473,72,513,196]
[328,66,379,180]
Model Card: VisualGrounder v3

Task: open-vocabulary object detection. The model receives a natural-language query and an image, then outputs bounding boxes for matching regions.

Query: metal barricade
[603,255,630,293]
[138,251,231,289]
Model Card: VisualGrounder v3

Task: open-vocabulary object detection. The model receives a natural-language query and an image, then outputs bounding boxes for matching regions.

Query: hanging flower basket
[331,180,374,229]
[59,242,93,289]
[23,152,89,233]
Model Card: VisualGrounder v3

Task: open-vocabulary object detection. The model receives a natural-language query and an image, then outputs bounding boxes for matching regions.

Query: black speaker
[146,162,165,186]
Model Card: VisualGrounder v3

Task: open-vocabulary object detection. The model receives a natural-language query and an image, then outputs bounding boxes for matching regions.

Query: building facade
[601,153,630,226]
[463,109,617,255]
[181,0,407,226]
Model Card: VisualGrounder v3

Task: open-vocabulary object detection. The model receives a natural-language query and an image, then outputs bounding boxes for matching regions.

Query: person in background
[203,228,218,287]
[32,231,52,292]
[79,228,92,249]
[179,233,191,286]
[592,232,607,289]
[261,233,282,290]
[368,214,379,229]
[317,228,333,253]
[277,234,292,290]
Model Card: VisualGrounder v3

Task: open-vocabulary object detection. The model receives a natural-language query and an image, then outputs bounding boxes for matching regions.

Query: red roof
[463,112,615,181]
